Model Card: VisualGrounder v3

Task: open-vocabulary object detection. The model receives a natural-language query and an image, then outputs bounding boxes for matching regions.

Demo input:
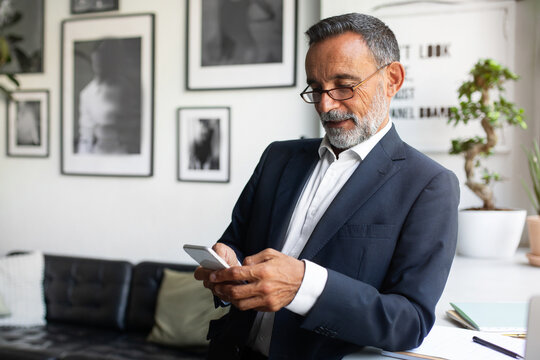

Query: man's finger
[213,243,239,267]
[233,296,264,311]
[233,295,283,312]
[243,248,279,266]
[210,265,256,283]
[194,266,213,281]
[214,281,259,300]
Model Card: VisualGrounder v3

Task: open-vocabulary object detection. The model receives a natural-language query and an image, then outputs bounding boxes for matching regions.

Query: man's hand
[194,243,239,293]
[210,248,305,312]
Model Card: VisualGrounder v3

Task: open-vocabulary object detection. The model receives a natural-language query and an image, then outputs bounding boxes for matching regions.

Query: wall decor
[61,14,154,177]
[0,0,44,74]
[177,107,230,183]
[374,2,515,153]
[186,0,297,90]
[6,90,49,157]
[71,0,119,14]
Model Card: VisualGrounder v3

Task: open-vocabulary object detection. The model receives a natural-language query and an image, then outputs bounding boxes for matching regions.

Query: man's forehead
[306,33,375,65]
[307,32,369,53]
[305,34,376,84]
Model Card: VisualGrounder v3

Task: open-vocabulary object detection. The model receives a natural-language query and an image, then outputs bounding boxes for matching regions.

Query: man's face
[305,32,390,149]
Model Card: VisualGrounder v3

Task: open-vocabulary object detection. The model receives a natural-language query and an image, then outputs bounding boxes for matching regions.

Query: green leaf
[487,111,500,123]
[0,37,10,66]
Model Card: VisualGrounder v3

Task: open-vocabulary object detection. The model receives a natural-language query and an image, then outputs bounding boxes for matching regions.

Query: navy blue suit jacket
[207,126,460,360]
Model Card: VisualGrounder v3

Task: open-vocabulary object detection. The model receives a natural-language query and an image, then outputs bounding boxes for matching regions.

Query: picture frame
[71,0,119,14]
[186,0,297,90]
[177,107,230,183]
[61,14,155,177]
[0,0,44,74]
[6,90,49,157]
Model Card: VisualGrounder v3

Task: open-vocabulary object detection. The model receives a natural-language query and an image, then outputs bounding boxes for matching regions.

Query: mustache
[320,110,359,125]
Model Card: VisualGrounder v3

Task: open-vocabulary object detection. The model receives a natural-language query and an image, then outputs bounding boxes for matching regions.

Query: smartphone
[183,244,230,270]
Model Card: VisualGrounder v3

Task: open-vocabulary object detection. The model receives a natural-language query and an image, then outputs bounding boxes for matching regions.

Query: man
[195,13,459,360]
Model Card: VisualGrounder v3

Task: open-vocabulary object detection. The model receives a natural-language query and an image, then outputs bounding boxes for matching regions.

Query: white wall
[0,0,321,263]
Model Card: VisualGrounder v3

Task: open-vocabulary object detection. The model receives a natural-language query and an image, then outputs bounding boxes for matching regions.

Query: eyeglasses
[299,63,391,104]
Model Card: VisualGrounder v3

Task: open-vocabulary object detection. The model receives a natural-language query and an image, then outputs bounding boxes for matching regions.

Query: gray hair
[305,13,400,67]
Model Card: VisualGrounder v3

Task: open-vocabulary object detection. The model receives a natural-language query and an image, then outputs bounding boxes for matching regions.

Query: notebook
[449,302,527,333]
[445,309,476,331]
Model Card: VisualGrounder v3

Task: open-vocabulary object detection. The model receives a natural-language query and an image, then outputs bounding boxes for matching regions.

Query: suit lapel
[267,142,319,251]
[300,126,406,260]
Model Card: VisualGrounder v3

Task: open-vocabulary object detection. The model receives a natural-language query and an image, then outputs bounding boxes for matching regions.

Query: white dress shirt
[248,120,393,356]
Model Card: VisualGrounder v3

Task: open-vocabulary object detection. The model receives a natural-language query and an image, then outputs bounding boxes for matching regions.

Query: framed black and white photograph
[6,90,49,157]
[186,0,297,90]
[0,0,44,74]
[177,107,230,182]
[61,14,154,177]
[71,0,119,14]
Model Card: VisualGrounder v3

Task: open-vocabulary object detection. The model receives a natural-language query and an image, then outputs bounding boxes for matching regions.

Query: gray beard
[320,85,388,149]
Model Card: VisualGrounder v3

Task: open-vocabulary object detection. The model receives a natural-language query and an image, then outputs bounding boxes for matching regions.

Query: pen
[472,336,524,359]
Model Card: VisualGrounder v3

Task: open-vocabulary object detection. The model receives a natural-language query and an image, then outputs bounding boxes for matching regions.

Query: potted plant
[448,59,527,258]
[522,141,540,266]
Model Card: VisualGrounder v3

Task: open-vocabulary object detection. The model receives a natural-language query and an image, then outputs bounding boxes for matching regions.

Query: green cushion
[0,293,10,317]
[147,269,229,347]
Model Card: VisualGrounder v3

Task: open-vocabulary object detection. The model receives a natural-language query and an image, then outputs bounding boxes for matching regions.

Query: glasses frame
[300,62,392,104]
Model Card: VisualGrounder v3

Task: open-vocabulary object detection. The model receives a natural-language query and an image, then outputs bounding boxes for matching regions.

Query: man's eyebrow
[333,73,362,81]
[306,73,362,85]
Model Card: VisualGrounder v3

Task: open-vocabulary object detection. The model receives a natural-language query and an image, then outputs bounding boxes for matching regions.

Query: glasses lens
[328,88,354,100]
[302,91,320,103]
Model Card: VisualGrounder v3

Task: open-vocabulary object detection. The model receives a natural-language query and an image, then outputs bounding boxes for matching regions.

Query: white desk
[344,248,540,359]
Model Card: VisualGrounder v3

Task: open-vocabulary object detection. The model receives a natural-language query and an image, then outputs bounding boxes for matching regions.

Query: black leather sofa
[0,254,207,360]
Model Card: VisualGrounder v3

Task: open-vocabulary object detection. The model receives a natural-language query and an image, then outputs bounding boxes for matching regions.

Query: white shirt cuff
[285,259,328,316]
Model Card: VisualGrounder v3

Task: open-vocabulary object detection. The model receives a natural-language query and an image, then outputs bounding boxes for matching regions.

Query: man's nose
[316,92,340,113]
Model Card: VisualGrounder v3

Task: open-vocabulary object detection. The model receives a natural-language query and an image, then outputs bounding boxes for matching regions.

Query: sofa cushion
[0,323,120,359]
[0,347,56,360]
[0,313,206,360]
[0,252,46,327]
[60,332,207,360]
[125,262,196,332]
[44,255,132,330]
[147,269,229,347]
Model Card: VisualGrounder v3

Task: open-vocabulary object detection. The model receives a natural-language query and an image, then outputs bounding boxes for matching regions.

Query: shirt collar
[318,119,393,161]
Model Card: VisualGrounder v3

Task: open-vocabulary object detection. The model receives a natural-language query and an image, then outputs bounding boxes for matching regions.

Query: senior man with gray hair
[195,13,460,360]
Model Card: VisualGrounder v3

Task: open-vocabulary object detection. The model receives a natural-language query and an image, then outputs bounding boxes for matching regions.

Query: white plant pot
[457,209,527,259]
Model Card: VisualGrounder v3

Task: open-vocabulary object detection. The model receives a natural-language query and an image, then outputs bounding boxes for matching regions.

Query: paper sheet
[381,325,526,360]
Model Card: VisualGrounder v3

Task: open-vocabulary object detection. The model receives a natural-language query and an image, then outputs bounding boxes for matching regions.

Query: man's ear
[385,62,405,98]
